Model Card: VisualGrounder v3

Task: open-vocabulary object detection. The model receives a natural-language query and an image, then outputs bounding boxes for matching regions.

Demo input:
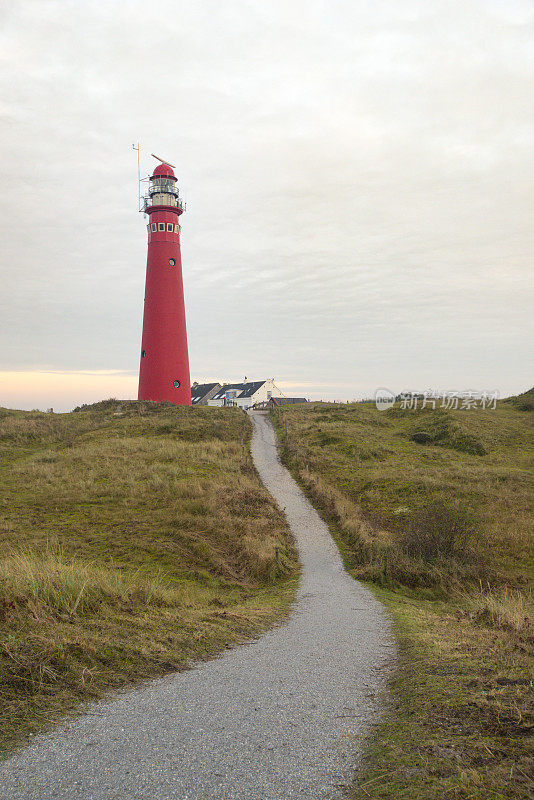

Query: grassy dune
[272,391,533,799]
[0,401,298,755]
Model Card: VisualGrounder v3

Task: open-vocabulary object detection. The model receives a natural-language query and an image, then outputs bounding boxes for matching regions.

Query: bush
[449,431,487,455]
[400,500,479,560]
[410,431,433,444]
[408,414,487,455]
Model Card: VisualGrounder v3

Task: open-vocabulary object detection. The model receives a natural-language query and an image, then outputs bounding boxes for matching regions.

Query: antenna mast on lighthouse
[132,143,143,211]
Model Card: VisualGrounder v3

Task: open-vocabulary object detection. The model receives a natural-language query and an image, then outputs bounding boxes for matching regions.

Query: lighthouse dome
[152,163,176,180]
[147,160,182,213]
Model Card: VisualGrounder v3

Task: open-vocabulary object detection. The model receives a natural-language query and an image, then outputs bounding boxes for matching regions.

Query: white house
[207,380,282,411]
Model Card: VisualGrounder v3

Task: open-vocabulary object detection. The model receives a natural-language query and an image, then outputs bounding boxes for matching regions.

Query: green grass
[271,390,533,799]
[0,400,299,755]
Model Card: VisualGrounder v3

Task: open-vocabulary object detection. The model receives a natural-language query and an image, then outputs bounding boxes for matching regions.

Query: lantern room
[144,163,183,214]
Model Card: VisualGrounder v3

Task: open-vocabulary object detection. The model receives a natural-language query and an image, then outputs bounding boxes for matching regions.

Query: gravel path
[0,411,395,800]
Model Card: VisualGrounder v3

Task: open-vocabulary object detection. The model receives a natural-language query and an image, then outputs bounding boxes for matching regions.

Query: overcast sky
[0,0,533,411]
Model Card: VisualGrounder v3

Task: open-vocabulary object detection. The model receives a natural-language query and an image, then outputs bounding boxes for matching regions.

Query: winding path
[0,412,395,799]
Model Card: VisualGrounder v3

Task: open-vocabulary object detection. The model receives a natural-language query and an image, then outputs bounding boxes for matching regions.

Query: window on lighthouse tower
[158,223,165,231]
[167,223,173,232]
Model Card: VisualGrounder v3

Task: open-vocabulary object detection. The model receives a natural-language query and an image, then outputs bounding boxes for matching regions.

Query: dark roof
[191,382,219,404]
[211,381,266,401]
[238,381,266,398]
[211,383,243,401]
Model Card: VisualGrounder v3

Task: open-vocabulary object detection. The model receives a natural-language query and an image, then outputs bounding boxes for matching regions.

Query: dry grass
[271,391,533,799]
[0,400,298,755]
[0,550,184,614]
[464,587,533,637]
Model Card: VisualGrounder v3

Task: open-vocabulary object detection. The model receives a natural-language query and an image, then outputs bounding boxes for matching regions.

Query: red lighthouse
[138,159,191,405]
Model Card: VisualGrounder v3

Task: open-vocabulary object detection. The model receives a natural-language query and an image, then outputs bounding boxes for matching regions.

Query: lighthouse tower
[138,160,191,405]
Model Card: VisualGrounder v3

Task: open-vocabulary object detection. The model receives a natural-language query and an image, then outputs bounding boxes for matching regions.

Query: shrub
[399,500,479,560]
[410,431,433,444]
[408,414,487,455]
